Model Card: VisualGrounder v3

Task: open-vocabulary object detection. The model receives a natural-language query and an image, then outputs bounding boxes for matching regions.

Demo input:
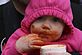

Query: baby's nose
[41,23,51,30]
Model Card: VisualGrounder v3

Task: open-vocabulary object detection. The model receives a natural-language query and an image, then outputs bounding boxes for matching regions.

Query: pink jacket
[2,0,82,55]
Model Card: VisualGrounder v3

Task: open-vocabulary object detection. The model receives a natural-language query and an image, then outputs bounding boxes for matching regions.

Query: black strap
[71,52,80,55]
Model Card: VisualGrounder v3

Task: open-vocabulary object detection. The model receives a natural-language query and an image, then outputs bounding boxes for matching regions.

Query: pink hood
[21,0,74,35]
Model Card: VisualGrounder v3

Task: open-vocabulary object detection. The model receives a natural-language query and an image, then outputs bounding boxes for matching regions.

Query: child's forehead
[37,15,64,24]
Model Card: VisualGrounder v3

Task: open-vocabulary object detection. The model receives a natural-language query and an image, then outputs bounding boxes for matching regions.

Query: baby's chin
[40,37,53,42]
[39,36,55,42]
[41,36,60,42]
[41,38,50,42]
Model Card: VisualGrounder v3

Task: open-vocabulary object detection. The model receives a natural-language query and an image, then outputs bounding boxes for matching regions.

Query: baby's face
[30,16,64,42]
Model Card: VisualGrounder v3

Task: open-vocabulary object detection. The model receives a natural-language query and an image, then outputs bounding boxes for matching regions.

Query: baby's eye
[52,18,59,22]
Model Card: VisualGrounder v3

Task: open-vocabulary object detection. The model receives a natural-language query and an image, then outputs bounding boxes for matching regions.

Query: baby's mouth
[38,33,50,41]
[39,34,47,38]
[37,29,52,39]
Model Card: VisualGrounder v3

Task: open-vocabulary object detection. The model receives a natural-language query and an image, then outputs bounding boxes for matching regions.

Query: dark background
[0,1,23,54]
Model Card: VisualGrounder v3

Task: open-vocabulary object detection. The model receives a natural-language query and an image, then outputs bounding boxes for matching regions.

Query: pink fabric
[1,0,82,55]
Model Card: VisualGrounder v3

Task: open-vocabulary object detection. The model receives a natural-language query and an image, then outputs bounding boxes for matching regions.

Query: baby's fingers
[25,34,42,41]
[25,34,38,38]
[29,40,44,49]
[30,45,41,49]
[31,40,44,46]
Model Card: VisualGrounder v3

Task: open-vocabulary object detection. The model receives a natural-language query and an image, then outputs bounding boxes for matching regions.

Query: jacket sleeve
[79,32,82,55]
[1,28,27,55]
[79,39,82,55]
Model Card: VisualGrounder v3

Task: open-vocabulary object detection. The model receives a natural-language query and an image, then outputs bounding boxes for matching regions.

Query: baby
[1,0,82,55]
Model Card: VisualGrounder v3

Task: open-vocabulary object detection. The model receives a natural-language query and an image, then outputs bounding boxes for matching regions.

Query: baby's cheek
[49,34,61,41]
[31,26,40,34]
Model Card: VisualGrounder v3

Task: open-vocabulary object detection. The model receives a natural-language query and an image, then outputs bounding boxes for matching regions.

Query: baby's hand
[15,34,44,53]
